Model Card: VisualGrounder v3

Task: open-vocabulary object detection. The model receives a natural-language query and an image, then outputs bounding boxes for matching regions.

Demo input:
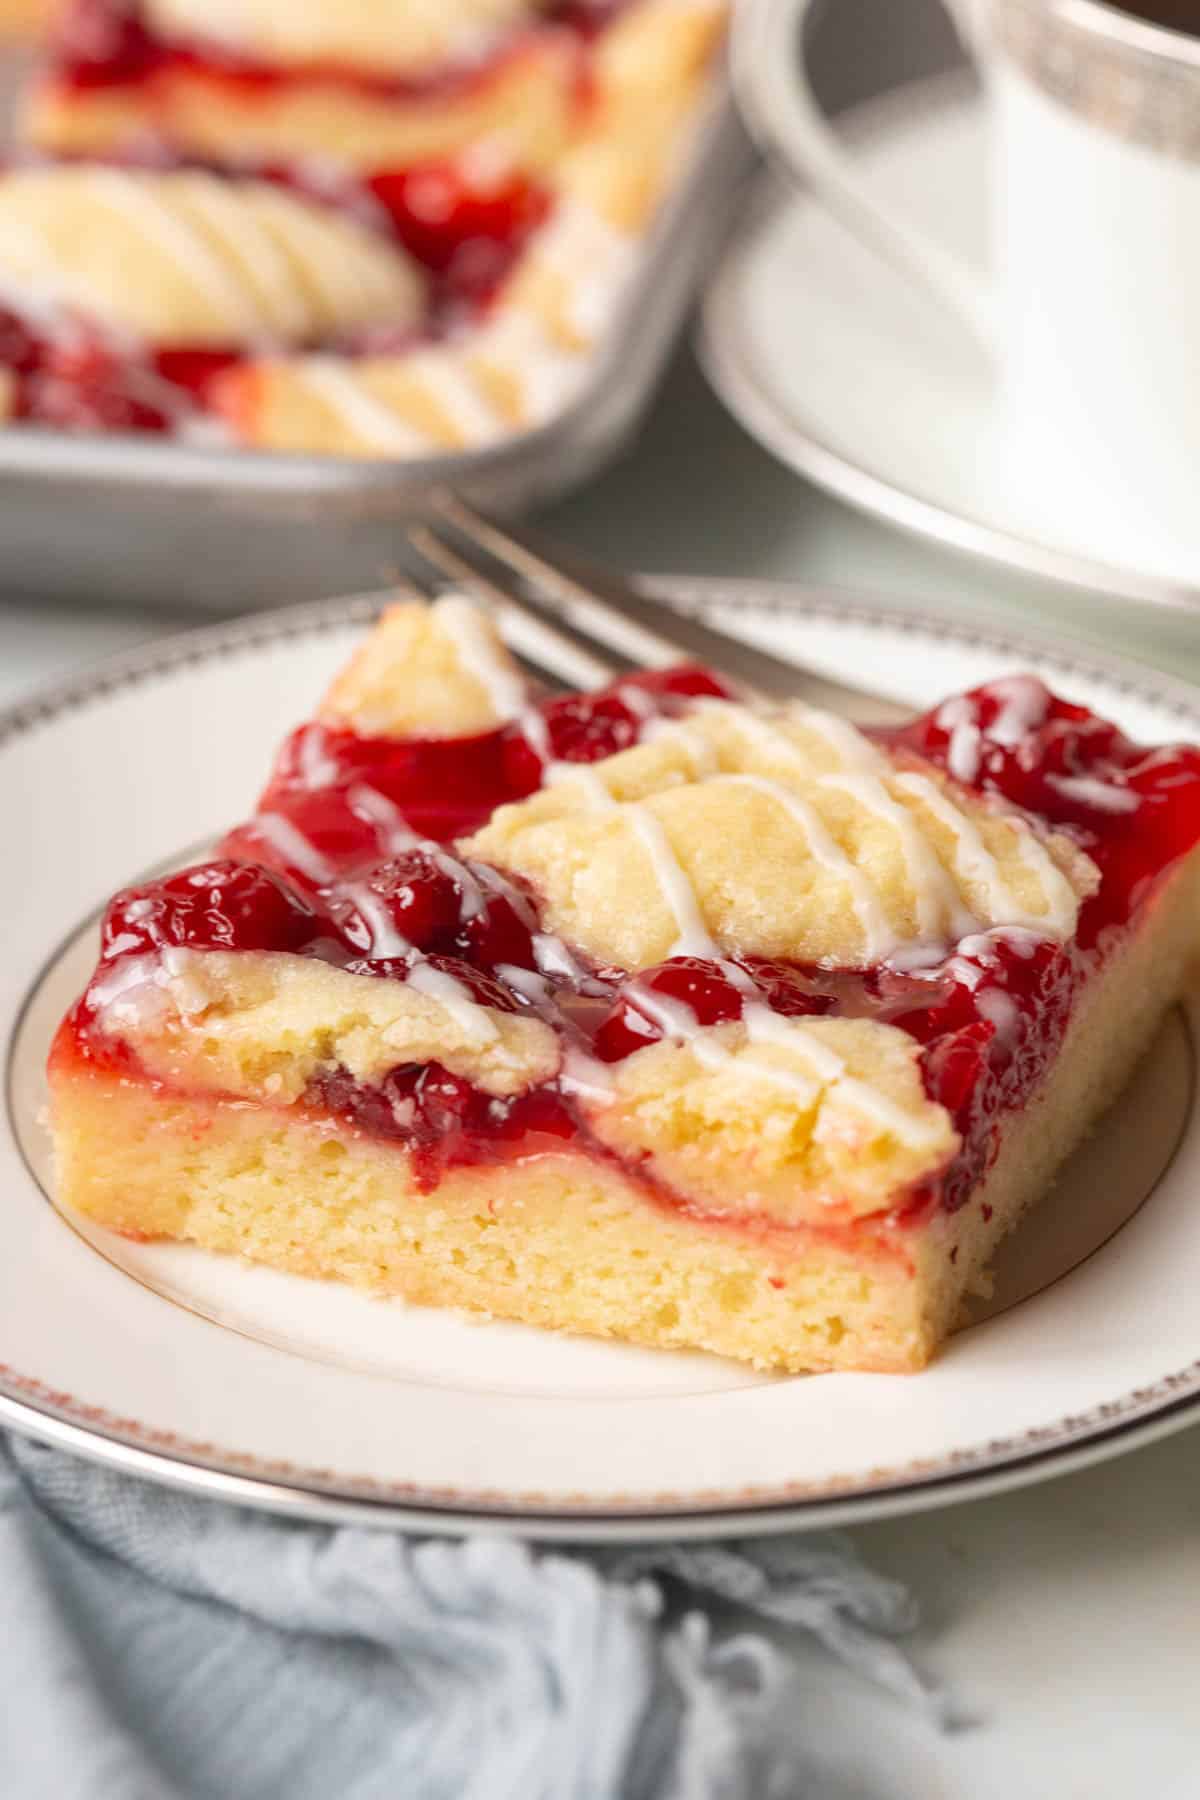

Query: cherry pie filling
[0,147,552,434]
[59,673,1200,1227]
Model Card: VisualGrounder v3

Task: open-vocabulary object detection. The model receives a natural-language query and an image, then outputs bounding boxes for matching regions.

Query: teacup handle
[731,0,999,352]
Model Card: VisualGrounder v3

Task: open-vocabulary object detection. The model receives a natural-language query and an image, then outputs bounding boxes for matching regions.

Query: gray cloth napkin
[0,1433,950,1799]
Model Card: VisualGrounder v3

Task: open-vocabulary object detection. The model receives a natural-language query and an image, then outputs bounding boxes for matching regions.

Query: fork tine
[432,492,688,672]
[405,523,618,693]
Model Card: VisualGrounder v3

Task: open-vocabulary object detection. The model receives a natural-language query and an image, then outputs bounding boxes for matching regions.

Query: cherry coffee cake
[47,600,1200,1370]
[0,0,725,449]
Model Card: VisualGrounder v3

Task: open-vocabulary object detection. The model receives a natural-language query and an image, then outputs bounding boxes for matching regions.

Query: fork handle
[512,529,907,721]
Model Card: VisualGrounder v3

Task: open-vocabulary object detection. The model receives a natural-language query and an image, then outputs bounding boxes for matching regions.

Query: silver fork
[401,493,908,724]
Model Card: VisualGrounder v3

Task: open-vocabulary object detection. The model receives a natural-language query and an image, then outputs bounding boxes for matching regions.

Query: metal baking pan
[0,50,753,612]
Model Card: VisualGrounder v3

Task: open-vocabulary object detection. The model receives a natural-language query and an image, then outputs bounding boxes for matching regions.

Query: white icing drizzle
[542,691,1080,957]
[615,682,658,721]
[494,962,551,1007]
[179,176,311,338]
[935,696,984,786]
[715,773,897,960]
[332,850,500,1040]
[89,170,270,339]
[406,350,504,444]
[975,985,1020,1045]
[405,959,499,1044]
[525,717,950,1142]
[544,762,619,810]
[558,1045,618,1103]
[886,940,953,974]
[492,953,616,1101]
[346,783,419,854]
[984,925,1044,959]
[893,771,1028,924]
[250,793,506,1048]
[243,181,408,324]
[252,812,336,884]
[430,846,487,919]
[819,769,974,940]
[141,659,1086,1153]
[432,594,526,722]
[630,975,941,1149]
[88,953,167,1026]
[295,723,340,789]
[986,675,1051,747]
[518,705,553,762]
[532,932,596,987]
[533,202,638,341]
[0,216,97,327]
[299,357,431,454]
[1011,830,1088,935]
[786,701,882,770]
[473,859,539,927]
[744,1003,940,1147]
[475,305,586,419]
[895,771,1076,938]
[642,714,721,775]
[946,926,1048,988]
[714,695,887,788]
[623,806,716,958]
[741,1001,840,1080]
[344,885,412,959]
[548,754,716,958]
[1045,772,1138,815]
[709,701,976,940]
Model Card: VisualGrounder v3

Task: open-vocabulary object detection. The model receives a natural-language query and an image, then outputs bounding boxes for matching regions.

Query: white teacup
[733,0,1200,563]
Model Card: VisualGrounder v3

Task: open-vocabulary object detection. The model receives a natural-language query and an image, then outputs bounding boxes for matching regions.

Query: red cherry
[339,851,466,955]
[101,861,323,959]
[367,160,550,279]
[55,0,156,77]
[542,690,644,764]
[736,958,839,1019]
[420,954,522,1014]
[628,666,736,704]
[921,1023,992,1118]
[514,665,738,774]
[460,891,537,971]
[154,347,241,404]
[27,338,174,434]
[0,307,43,376]
[593,958,745,1062]
[410,1064,476,1135]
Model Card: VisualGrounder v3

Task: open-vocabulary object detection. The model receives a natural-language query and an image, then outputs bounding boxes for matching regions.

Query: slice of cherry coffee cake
[48,598,1200,1370]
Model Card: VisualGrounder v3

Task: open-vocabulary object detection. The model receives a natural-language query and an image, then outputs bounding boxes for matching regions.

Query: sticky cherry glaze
[68,673,1200,1215]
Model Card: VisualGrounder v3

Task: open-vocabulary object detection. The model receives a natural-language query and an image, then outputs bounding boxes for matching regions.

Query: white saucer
[698,72,1200,612]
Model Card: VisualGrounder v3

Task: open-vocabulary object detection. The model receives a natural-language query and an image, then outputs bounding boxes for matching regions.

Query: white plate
[5,581,1200,1541]
[697,73,1200,614]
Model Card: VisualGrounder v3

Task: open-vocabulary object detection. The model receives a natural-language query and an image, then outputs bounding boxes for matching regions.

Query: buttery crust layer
[465,701,1098,970]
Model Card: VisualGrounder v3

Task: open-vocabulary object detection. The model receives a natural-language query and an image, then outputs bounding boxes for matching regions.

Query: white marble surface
[5,346,1200,1797]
